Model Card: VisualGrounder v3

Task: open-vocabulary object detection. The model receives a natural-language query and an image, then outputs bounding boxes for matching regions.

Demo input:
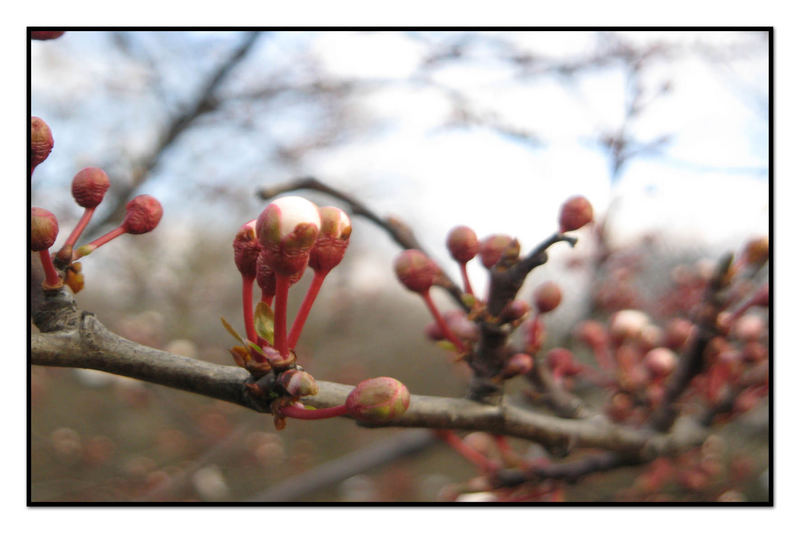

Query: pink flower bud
[546,348,580,376]
[256,253,277,296]
[609,309,650,343]
[122,195,163,234]
[446,225,479,263]
[394,249,437,293]
[71,167,110,208]
[261,345,295,370]
[644,347,677,378]
[478,234,518,269]
[501,299,531,322]
[346,377,410,423]
[533,281,563,314]
[502,352,534,378]
[233,220,261,279]
[742,341,767,363]
[424,321,445,341]
[607,392,634,422]
[663,318,695,351]
[30,117,54,171]
[575,320,607,348]
[31,31,65,40]
[443,309,480,342]
[732,315,765,343]
[31,207,59,251]
[309,206,351,273]
[256,196,321,278]
[277,369,319,398]
[558,195,593,232]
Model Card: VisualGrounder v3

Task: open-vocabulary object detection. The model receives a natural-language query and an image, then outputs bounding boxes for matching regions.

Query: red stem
[260,291,274,307]
[274,274,290,356]
[241,275,257,344]
[421,290,466,353]
[62,207,95,250]
[38,250,61,287]
[288,270,326,349]
[73,225,126,260]
[281,403,348,420]
[435,430,496,472]
[459,262,474,295]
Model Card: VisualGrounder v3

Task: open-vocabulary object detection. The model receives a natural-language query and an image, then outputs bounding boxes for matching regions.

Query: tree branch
[31,289,706,461]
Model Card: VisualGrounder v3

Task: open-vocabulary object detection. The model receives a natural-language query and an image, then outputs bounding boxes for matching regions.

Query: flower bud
[575,320,607,348]
[31,31,65,40]
[644,347,677,379]
[261,346,295,370]
[546,348,580,376]
[309,206,351,273]
[501,299,531,322]
[444,309,480,342]
[122,195,163,234]
[256,196,321,278]
[558,196,593,232]
[663,318,694,351]
[71,167,110,209]
[741,236,768,268]
[446,225,479,263]
[277,369,319,398]
[742,341,767,363]
[607,392,634,422]
[609,309,650,343]
[533,281,562,314]
[478,234,517,269]
[31,207,59,251]
[394,249,437,293]
[256,252,277,296]
[424,321,445,341]
[732,314,766,343]
[233,220,261,279]
[346,377,410,423]
[502,352,534,378]
[30,117,54,171]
